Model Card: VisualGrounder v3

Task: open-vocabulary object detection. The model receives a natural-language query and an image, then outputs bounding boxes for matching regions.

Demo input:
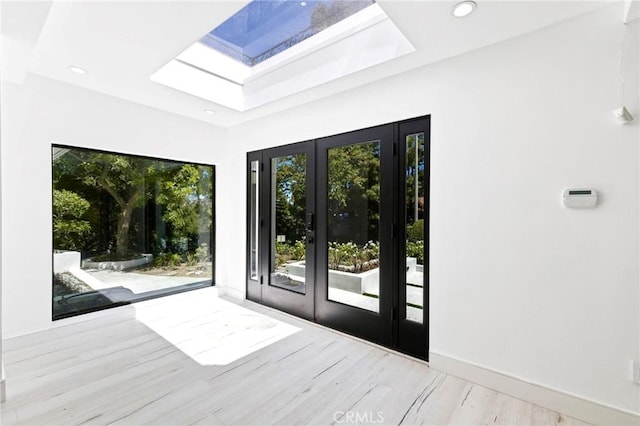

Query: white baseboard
[219,285,245,301]
[429,351,640,426]
[1,361,5,402]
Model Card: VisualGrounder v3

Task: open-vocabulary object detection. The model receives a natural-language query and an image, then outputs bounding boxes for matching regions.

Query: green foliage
[405,133,426,223]
[327,142,380,243]
[53,189,91,251]
[185,253,198,267]
[406,240,424,265]
[91,252,142,262]
[53,148,213,260]
[275,240,306,267]
[273,154,307,244]
[407,219,424,242]
[61,151,166,257]
[195,243,210,263]
[158,165,199,231]
[327,142,380,208]
[157,166,212,255]
[153,252,183,269]
[328,241,379,273]
[153,243,208,269]
[275,242,289,267]
[271,143,382,248]
[290,240,306,261]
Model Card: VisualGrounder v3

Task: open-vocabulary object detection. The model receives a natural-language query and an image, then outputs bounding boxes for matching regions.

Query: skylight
[201,0,376,67]
[151,0,414,111]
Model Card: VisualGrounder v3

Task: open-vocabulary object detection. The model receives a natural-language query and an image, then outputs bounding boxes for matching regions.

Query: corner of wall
[0,364,5,403]
[429,352,640,426]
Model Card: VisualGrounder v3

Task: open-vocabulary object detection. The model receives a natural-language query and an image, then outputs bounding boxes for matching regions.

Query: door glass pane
[250,160,259,280]
[270,154,307,293]
[327,141,380,313]
[405,132,425,323]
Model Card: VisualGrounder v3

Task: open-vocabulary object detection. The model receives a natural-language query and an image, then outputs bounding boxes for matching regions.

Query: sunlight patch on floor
[133,288,300,366]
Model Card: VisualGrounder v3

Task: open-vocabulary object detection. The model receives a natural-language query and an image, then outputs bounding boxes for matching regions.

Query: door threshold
[235,296,430,367]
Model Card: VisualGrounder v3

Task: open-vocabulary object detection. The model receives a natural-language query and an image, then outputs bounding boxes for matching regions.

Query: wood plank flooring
[0,288,590,426]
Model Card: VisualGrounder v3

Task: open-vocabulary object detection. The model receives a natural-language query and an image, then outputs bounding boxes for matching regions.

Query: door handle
[306,213,314,232]
[306,213,314,244]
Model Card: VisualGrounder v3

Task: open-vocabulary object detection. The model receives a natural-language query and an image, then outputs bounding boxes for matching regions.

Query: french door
[315,124,394,346]
[246,142,315,320]
[247,117,429,359]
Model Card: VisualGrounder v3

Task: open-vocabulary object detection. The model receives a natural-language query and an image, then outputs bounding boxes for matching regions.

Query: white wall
[222,4,640,415]
[0,15,5,403]
[0,75,227,338]
[1,0,637,418]
[0,2,5,403]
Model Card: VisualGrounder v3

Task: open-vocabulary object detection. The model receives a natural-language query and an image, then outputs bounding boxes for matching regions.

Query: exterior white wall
[0,75,227,339]
[222,4,640,414]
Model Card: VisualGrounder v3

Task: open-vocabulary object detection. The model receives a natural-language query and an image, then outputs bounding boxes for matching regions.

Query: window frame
[51,143,216,320]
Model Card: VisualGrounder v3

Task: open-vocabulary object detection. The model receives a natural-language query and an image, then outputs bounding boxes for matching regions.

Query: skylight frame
[150,2,415,112]
[174,3,388,87]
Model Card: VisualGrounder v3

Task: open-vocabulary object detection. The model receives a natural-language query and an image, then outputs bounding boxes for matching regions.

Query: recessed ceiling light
[69,66,87,75]
[204,109,216,115]
[452,1,476,18]
[300,1,307,6]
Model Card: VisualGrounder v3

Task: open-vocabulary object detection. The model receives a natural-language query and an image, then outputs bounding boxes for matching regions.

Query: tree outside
[53,147,213,272]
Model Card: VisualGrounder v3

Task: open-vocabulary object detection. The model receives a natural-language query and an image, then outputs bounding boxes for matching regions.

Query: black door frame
[314,124,394,347]
[246,116,430,359]
[246,142,316,321]
[246,151,264,304]
[396,117,430,359]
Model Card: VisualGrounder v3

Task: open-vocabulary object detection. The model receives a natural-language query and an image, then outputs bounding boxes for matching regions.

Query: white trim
[1,364,5,402]
[624,0,638,23]
[176,4,387,86]
[220,285,244,301]
[245,4,388,82]
[150,4,413,112]
[429,351,640,426]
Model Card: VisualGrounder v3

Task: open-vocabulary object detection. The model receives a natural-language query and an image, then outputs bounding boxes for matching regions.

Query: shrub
[328,241,380,273]
[153,252,183,269]
[186,253,198,266]
[53,189,92,251]
[274,240,306,267]
[168,253,182,268]
[407,240,424,264]
[290,240,306,261]
[407,219,424,242]
[195,243,209,263]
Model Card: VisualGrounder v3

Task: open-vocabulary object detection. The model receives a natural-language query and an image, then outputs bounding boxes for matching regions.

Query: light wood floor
[0,288,589,426]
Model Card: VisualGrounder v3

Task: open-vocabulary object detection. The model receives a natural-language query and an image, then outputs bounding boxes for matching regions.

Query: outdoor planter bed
[82,254,153,271]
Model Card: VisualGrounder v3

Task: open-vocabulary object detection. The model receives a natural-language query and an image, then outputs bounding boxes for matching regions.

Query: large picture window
[52,145,215,319]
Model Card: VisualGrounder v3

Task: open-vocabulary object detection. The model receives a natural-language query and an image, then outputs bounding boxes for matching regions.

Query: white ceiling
[1,0,611,128]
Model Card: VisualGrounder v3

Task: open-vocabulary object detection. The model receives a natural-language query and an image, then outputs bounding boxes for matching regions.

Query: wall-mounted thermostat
[563,188,597,208]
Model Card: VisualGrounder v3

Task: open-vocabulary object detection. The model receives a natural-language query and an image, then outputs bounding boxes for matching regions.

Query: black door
[246,142,316,320]
[247,117,430,359]
[315,124,394,346]
[396,118,430,358]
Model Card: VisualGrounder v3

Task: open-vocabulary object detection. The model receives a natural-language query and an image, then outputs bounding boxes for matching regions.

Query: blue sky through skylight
[201,0,376,67]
